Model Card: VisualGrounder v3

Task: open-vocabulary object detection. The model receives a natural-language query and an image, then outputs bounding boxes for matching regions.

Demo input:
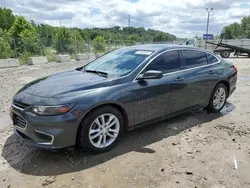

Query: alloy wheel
[213,87,226,110]
[88,113,120,148]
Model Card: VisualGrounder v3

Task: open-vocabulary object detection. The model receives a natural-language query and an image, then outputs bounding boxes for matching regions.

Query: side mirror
[137,70,163,80]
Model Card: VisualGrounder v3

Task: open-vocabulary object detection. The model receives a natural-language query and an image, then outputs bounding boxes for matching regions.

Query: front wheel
[207,83,228,113]
[77,106,124,153]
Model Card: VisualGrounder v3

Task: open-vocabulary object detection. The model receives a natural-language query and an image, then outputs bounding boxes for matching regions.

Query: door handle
[208,70,217,74]
[175,77,185,82]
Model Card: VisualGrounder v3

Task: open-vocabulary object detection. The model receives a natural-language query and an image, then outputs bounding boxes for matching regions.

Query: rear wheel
[77,106,124,153]
[220,51,230,58]
[207,83,228,113]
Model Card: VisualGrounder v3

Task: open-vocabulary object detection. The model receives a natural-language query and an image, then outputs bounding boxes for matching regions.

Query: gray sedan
[10,44,237,152]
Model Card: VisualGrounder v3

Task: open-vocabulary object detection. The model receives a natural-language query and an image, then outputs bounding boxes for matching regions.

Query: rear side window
[182,50,207,68]
[206,53,218,64]
[144,50,181,74]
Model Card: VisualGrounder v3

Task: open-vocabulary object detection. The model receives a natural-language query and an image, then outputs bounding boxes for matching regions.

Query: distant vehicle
[182,38,250,58]
[10,45,237,153]
[206,38,250,58]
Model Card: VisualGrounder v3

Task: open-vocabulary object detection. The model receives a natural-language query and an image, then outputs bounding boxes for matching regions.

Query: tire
[207,83,228,113]
[220,51,230,58]
[77,106,124,153]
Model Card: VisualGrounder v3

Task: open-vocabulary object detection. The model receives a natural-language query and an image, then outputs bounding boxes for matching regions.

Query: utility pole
[13,38,17,58]
[74,31,78,55]
[128,14,131,27]
[59,19,62,54]
[205,8,213,49]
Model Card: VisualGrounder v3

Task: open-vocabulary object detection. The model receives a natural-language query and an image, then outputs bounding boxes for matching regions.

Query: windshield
[84,49,153,77]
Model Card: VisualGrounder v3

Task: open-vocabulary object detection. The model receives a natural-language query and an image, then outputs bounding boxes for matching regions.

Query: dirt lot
[0,59,250,188]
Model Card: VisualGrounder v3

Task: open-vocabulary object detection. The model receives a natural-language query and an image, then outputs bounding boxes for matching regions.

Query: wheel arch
[214,80,230,97]
[210,80,230,97]
[75,102,129,146]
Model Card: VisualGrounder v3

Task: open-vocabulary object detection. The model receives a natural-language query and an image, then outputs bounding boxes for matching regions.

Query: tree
[73,30,86,53]
[19,29,40,54]
[92,36,106,53]
[0,29,12,58]
[221,22,243,39]
[9,16,36,39]
[37,24,56,47]
[241,16,250,38]
[9,16,40,55]
[0,7,16,30]
[221,15,250,39]
[54,27,74,54]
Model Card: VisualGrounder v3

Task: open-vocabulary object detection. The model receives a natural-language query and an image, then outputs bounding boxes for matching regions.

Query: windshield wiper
[85,69,108,77]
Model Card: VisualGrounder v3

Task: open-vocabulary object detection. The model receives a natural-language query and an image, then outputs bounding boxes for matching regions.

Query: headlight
[31,104,75,115]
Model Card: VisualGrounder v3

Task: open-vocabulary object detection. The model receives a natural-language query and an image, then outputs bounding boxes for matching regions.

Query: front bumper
[10,103,82,149]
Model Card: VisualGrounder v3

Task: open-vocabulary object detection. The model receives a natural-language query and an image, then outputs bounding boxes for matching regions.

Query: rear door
[132,50,189,125]
[180,49,220,107]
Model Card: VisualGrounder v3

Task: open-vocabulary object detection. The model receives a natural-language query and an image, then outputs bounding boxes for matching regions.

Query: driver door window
[186,39,195,46]
[144,50,182,74]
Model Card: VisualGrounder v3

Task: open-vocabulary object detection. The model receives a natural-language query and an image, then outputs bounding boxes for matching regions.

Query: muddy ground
[0,58,250,188]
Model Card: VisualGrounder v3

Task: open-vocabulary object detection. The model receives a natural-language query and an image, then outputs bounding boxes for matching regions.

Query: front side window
[84,49,153,77]
[186,39,195,46]
[182,50,207,68]
[143,50,181,74]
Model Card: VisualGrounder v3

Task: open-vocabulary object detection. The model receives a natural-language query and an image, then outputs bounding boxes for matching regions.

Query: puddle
[220,102,235,115]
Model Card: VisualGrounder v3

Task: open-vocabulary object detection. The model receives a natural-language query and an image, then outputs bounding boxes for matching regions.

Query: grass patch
[44,47,56,62]
[20,52,32,65]
[46,55,56,62]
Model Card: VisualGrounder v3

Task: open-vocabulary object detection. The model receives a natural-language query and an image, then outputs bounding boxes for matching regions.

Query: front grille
[13,114,27,130]
[13,100,30,110]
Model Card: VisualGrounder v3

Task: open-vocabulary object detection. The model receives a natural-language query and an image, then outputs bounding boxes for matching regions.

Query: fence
[2,32,250,64]
[1,36,130,62]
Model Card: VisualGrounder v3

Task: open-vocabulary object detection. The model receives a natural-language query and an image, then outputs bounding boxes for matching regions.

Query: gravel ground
[0,59,250,188]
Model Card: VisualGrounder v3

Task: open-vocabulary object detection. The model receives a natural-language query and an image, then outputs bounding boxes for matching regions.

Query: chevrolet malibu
[10,45,237,153]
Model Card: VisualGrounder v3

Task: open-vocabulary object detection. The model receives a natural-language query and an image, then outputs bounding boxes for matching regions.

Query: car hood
[17,70,109,98]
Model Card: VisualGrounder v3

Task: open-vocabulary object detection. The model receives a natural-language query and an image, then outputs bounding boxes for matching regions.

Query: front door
[132,50,188,125]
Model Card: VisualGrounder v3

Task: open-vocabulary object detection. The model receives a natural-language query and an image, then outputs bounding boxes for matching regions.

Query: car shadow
[2,102,235,176]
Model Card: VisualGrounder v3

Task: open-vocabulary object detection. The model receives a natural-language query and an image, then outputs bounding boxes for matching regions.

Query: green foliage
[19,29,40,54]
[20,52,32,65]
[44,47,56,62]
[241,16,250,38]
[73,30,87,53]
[0,29,13,58]
[37,24,55,47]
[222,22,243,39]
[222,15,250,39]
[1,7,180,59]
[92,36,106,53]
[9,16,36,39]
[54,27,74,54]
[9,16,40,56]
[0,7,15,30]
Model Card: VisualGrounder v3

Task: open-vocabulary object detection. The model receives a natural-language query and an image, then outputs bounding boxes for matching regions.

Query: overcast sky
[1,0,250,38]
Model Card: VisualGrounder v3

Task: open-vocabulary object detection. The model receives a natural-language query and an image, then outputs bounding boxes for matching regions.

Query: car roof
[124,44,201,52]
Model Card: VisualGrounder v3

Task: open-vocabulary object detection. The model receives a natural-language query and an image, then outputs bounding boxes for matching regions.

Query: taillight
[232,65,238,73]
